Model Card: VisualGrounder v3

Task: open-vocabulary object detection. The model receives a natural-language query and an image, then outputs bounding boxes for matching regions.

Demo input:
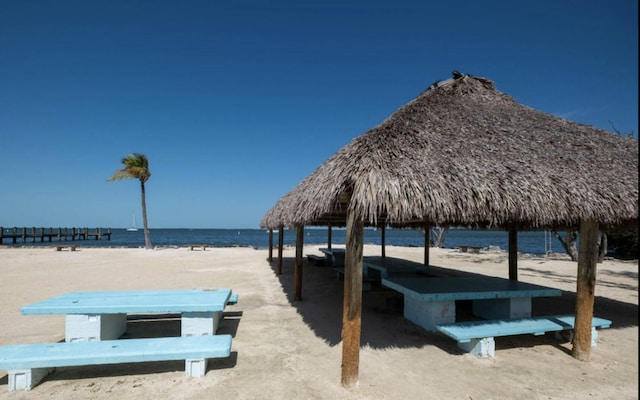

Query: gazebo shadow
[267,256,638,352]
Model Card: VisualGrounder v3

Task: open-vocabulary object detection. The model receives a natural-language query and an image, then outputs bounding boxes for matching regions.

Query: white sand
[0,245,637,399]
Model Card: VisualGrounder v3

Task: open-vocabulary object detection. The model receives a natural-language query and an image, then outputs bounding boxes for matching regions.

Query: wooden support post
[341,207,363,388]
[267,229,273,262]
[508,225,518,281]
[294,226,304,301]
[424,223,430,266]
[380,224,386,258]
[572,219,599,361]
[327,223,332,250]
[276,225,284,274]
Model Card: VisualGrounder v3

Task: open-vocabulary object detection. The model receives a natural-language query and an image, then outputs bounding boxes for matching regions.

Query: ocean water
[4,227,563,255]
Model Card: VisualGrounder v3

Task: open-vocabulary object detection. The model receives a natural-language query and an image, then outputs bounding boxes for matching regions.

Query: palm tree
[108,153,153,249]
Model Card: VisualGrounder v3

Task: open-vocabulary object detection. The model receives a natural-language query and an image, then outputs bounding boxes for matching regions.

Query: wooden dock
[0,227,111,244]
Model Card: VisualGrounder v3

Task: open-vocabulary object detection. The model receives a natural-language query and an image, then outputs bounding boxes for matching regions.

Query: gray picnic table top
[381,276,561,302]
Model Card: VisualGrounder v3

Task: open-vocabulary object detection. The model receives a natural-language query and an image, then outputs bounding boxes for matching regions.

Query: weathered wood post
[341,207,364,388]
[267,229,273,261]
[572,219,599,360]
[424,222,430,266]
[294,225,304,301]
[380,224,386,258]
[276,225,284,274]
[327,223,332,250]
[508,225,518,281]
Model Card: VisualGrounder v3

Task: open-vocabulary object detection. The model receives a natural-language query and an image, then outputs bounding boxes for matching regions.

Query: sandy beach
[0,245,637,399]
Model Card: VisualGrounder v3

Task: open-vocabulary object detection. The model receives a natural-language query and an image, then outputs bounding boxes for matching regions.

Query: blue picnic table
[318,247,346,267]
[20,288,235,342]
[363,257,430,279]
[381,276,561,332]
[2,288,238,390]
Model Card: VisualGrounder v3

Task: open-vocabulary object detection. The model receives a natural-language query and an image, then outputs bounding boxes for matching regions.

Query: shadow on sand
[267,255,638,354]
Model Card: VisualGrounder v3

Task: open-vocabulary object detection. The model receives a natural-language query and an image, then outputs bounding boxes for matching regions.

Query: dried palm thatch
[261,72,638,230]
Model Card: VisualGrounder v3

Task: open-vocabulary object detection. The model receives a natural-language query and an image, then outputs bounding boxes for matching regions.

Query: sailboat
[126,215,139,232]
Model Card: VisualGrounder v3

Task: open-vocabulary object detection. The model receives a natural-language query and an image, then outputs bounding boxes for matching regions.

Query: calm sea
[5,228,563,255]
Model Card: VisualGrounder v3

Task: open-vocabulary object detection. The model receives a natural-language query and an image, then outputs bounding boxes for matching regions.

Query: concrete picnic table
[20,288,234,342]
[381,276,561,331]
[318,247,346,267]
[363,256,431,280]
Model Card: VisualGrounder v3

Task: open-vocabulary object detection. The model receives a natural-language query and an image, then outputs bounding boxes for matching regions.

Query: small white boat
[126,215,139,232]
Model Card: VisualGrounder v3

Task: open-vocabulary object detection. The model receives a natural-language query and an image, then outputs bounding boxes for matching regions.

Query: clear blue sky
[1,0,637,229]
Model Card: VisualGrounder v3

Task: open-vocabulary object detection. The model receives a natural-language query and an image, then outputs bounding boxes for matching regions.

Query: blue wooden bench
[0,334,232,391]
[227,293,238,305]
[436,314,611,357]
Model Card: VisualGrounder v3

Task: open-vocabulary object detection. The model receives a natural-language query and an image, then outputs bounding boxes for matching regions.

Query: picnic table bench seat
[184,244,209,251]
[307,254,327,266]
[227,292,238,305]
[454,245,483,253]
[436,314,611,357]
[0,334,232,391]
[52,245,77,251]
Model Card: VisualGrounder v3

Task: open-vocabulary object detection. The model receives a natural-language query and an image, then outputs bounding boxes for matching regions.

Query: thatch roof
[261,72,638,230]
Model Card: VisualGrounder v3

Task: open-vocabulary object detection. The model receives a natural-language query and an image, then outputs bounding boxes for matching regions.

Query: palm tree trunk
[140,181,152,249]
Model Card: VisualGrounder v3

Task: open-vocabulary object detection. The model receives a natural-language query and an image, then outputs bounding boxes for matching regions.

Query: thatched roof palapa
[260,71,638,388]
[261,72,637,230]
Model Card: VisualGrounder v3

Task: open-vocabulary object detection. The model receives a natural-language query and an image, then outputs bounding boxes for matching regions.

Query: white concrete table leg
[8,367,54,391]
[403,297,455,332]
[182,311,222,336]
[65,313,127,342]
[458,338,495,357]
[185,359,208,377]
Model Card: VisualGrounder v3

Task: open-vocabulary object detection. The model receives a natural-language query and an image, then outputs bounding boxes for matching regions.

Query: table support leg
[8,367,54,390]
[185,359,208,377]
[404,297,455,332]
[472,298,531,320]
[65,313,127,342]
[182,311,222,336]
